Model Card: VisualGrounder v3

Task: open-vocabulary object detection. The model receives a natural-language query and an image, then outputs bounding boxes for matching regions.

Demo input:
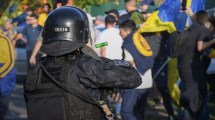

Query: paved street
[5,84,27,120]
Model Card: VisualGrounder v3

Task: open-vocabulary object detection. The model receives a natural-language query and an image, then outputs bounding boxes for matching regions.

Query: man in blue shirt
[15,14,43,70]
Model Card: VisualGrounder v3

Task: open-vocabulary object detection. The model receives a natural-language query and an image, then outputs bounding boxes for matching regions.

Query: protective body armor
[24,51,142,120]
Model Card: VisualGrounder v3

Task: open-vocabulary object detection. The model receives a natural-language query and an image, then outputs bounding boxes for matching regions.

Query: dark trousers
[178,70,209,120]
[152,56,175,116]
[120,88,149,120]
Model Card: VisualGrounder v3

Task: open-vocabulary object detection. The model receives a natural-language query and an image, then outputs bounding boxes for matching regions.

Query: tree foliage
[74,0,165,11]
[0,0,11,17]
[20,0,43,10]
[74,0,108,9]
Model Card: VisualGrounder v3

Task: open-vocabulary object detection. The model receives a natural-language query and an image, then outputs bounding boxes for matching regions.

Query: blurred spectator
[56,2,63,9]
[0,19,17,46]
[30,3,52,65]
[35,5,44,14]
[38,3,52,26]
[105,9,120,25]
[14,14,43,70]
[66,0,73,6]
[139,0,156,12]
[0,34,16,120]
[178,10,215,120]
[94,15,105,32]
[139,0,157,20]
[12,7,33,29]
[119,20,153,120]
[96,15,123,59]
[25,15,31,25]
[53,0,66,9]
[119,0,144,27]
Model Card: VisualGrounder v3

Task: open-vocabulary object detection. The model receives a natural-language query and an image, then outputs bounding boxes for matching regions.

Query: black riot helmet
[41,6,90,56]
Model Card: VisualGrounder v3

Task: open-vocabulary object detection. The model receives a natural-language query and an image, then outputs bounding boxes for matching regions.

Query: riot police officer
[24,6,141,120]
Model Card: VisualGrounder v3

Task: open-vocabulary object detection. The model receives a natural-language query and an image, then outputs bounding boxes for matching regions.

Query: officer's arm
[77,56,142,89]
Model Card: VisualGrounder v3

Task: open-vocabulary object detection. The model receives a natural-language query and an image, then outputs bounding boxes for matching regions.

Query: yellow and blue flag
[185,0,205,27]
[138,0,205,33]
[138,0,181,33]
[186,0,205,14]
[174,0,205,30]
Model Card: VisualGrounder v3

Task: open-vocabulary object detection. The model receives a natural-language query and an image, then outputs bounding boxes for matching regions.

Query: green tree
[74,0,107,9]
[0,0,52,26]
[0,0,11,17]
[20,0,43,10]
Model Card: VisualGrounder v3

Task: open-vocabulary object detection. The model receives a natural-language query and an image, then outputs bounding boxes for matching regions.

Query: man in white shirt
[96,15,123,60]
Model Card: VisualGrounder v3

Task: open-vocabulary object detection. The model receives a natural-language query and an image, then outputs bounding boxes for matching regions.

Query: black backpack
[167,28,190,58]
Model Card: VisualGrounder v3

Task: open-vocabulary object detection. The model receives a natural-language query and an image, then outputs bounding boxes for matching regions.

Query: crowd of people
[0,0,215,120]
